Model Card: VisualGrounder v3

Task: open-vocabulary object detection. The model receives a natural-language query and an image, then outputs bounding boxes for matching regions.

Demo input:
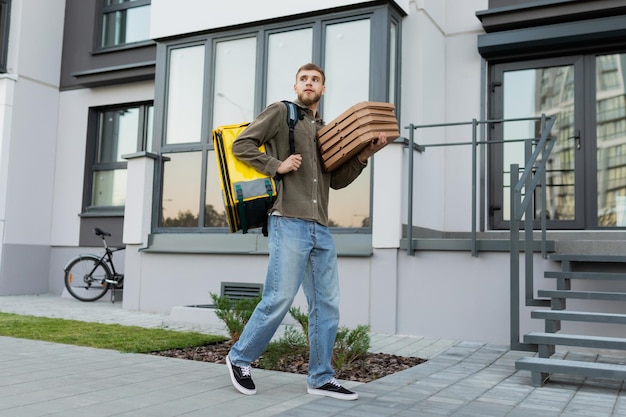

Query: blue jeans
[228,215,339,388]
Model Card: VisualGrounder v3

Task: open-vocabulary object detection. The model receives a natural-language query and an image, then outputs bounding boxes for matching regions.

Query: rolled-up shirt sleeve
[231,102,284,177]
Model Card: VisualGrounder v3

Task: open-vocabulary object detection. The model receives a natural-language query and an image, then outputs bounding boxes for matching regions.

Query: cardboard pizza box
[321,102,396,131]
[317,101,400,171]
[321,122,400,162]
[323,130,398,172]
[318,112,398,153]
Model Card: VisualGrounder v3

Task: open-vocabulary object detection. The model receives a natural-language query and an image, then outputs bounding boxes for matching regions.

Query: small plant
[210,292,262,342]
[258,326,308,371]
[288,306,309,344]
[332,324,371,370]
[262,307,372,374]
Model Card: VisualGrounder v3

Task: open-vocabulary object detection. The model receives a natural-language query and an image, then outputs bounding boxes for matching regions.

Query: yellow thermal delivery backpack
[212,101,299,234]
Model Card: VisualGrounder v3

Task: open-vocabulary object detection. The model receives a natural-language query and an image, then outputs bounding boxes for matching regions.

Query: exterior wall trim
[141,233,373,256]
[477,14,626,58]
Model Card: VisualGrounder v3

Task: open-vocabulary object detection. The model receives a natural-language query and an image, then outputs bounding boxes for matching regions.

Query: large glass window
[165,45,205,144]
[266,29,313,104]
[161,152,202,226]
[87,103,153,211]
[155,5,401,232]
[324,19,372,228]
[213,37,257,127]
[100,0,151,49]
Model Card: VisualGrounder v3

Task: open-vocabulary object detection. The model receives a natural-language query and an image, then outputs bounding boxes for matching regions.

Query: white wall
[150,0,412,40]
[443,0,487,232]
[1,0,65,245]
[127,251,371,329]
[0,0,66,294]
[400,3,447,232]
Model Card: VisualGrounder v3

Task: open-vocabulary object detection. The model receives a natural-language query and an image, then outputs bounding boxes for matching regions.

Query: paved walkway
[0,294,625,416]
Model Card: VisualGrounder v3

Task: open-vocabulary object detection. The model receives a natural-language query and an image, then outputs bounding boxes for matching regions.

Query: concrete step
[544,271,626,281]
[550,254,626,263]
[516,357,626,387]
[537,289,626,301]
[531,310,626,324]
[524,332,626,351]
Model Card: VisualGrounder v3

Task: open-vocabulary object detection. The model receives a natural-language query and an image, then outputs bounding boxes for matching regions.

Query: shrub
[277,307,371,372]
[258,326,308,371]
[332,324,371,370]
[209,292,261,342]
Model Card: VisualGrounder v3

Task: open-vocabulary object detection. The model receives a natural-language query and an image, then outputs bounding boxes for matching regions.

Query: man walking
[226,63,387,400]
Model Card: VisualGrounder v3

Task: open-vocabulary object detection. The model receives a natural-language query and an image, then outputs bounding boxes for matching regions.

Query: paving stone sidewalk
[1,294,626,416]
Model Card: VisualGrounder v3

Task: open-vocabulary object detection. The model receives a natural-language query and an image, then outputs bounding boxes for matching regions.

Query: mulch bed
[152,340,426,383]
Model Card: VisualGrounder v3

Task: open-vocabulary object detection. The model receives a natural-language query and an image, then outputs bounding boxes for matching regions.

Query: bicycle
[63,227,125,303]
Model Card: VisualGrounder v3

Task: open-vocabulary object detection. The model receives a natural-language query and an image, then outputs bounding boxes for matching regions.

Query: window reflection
[596,53,626,227]
[389,22,397,105]
[146,105,154,152]
[205,151,229,227]
[101,2,150,47]
[92,170,127,206]
[323,19,370,120]
[97,108,139,163]
[324,19,371,227]
[166,45,205,144]
[161,152,202,227]
[502,66,575,222]
[266,29,313,104]
[213,38,256,127]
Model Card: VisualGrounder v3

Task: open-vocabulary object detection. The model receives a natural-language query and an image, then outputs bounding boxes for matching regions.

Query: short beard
[298,91,321,106]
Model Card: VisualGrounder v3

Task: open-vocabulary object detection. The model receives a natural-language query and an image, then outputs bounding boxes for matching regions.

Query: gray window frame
[151,4,403,236]
[97,0,151,51]
[82,101,154,217]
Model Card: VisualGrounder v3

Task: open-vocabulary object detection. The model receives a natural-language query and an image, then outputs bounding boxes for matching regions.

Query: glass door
[595,53,626,227]
[490,53,626,230]
[490,57,584,229]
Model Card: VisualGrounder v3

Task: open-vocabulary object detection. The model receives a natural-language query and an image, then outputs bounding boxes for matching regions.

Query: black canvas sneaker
[307,378,358,400]
[226,355,256,395]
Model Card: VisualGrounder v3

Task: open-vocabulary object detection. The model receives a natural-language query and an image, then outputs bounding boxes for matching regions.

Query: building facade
[0,0,625,346]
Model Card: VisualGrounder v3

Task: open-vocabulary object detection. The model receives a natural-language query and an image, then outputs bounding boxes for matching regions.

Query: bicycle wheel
[64,255,112,302]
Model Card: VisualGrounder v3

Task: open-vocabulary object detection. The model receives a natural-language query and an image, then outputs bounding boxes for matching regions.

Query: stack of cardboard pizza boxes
[317,101,399,171]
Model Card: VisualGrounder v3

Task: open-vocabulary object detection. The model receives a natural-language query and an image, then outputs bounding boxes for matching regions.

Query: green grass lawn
[0,312,226,353]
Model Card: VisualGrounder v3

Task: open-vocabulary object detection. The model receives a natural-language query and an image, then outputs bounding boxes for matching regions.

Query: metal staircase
[515,254,626,387]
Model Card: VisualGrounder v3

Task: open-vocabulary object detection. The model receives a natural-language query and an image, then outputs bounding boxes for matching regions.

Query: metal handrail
[403,115,556,257]
[401,114,557,351]
[509,114,556,350]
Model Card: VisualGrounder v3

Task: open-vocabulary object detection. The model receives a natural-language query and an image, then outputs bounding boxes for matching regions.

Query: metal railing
[402,114,557,350]
[509,114,556,350]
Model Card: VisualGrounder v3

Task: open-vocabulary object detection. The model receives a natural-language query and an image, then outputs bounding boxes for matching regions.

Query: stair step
[550,254,626,263]
[524,332,626,350]
[531,310,626,324]
[544,271,626,280]
[538,289,626,301]
[516,357,626,387]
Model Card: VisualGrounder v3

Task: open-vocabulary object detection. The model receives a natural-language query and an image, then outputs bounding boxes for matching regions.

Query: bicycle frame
[63,227,126,303]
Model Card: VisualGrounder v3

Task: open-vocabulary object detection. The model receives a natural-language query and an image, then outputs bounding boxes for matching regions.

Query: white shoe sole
[307,387,358,401]
[226,356,256,395]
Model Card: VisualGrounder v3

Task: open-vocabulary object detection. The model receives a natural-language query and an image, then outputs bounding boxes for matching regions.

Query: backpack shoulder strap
[281,100,300,155]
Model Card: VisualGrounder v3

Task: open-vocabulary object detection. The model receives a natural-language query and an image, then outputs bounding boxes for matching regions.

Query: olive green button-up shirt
[231,99,367,226]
